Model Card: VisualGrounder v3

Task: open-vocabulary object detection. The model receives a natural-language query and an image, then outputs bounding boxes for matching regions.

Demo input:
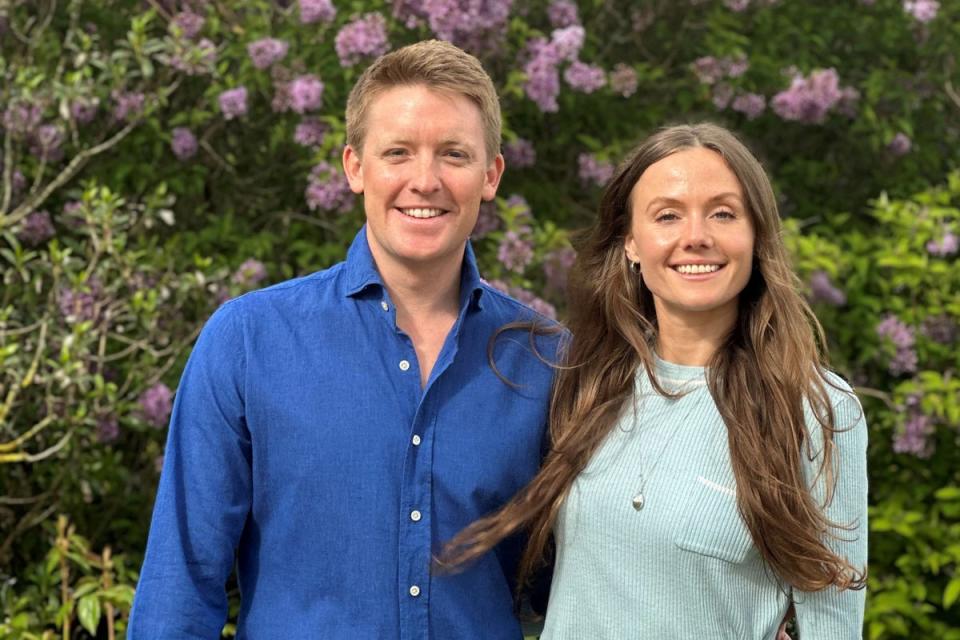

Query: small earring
[629,261,641,273]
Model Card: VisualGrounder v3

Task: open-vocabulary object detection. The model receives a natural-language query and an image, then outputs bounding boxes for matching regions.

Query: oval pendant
[631,493,645,511]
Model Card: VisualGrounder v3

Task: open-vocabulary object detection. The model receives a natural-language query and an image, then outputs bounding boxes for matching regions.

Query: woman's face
[624,147,755,331]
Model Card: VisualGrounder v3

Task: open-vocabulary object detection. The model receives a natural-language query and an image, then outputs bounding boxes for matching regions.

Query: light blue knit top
[541,357,868,640]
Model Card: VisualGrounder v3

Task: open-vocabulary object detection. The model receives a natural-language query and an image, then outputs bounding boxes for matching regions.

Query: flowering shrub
[787,174,960,638]
[1,0,958,636]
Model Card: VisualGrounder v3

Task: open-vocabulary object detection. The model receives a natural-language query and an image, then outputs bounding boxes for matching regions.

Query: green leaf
[945,578,960,609]
[77,594,102,636]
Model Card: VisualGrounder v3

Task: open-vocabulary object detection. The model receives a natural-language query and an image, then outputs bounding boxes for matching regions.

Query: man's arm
[128,302,252,639]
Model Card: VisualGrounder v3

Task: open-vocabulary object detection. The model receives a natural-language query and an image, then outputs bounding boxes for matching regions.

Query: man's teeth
[401,208,445,219]
[675,264,721,275]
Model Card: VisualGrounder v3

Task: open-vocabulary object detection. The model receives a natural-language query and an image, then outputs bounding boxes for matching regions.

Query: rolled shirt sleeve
[129,302,252,639]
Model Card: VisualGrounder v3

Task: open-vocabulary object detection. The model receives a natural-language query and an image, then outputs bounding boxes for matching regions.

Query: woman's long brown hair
[439,123,866,595]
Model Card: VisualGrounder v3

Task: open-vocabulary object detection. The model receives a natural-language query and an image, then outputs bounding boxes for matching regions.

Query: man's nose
[410,156,441,193]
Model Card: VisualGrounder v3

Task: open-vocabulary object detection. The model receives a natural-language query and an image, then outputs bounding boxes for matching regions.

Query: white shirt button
[380,300,389,311]
[411,434,422,446]
[410,510,422,522]
[409,585,420,597]
[399,359,410,371]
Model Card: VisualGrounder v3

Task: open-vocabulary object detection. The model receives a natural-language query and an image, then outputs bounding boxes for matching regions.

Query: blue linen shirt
[129,228,558,639]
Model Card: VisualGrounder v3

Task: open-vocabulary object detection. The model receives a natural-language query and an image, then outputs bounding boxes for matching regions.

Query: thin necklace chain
[631,378,703,511]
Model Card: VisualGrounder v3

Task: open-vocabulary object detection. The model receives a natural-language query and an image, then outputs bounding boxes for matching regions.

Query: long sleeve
[794,379,869,640]
[128,302,252,639]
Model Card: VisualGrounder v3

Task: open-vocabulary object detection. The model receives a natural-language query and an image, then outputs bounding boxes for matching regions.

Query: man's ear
[342,145,364,194]
[481,153,506,202]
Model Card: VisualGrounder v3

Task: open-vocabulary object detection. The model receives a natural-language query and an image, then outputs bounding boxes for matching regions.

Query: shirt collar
[344,225,486,311]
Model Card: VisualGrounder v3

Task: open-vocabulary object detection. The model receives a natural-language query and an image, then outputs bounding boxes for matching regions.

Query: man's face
[343,84,504,279]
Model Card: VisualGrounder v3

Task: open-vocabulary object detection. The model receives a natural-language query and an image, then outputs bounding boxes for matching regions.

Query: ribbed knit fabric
[541,356,868,640]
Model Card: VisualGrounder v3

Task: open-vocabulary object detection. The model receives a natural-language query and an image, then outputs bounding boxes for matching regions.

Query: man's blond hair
[345,40,502,161]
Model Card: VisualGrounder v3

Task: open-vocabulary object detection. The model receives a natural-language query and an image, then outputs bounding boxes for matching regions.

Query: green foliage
[788,175,960,638]
[0,0,958,636]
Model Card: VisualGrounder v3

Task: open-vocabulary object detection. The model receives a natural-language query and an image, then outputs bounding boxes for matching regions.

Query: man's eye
[384,148,407,157]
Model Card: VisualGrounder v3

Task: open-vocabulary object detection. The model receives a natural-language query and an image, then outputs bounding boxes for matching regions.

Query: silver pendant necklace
[631,381,702,512]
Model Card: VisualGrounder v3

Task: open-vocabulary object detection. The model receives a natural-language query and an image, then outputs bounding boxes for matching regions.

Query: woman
[444,123,867,638]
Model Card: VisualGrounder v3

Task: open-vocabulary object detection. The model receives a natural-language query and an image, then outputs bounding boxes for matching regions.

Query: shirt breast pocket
[673,475,755,564]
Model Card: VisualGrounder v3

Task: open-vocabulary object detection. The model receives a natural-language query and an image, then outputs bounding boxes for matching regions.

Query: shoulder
[226,264,344,315]
[808,369,868,454]
[478,282,569,359]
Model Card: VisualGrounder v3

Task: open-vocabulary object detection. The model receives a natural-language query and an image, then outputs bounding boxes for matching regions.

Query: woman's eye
[655,211,679,222]
[712,210,736,220]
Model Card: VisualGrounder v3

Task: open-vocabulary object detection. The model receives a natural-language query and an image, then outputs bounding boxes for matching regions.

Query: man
[129,40,558,639]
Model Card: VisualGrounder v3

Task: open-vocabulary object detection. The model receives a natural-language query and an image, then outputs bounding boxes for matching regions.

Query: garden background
[1,0,959,637]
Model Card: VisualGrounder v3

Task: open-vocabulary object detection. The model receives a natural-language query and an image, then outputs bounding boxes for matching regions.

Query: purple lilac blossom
[551,25,585,61]
[170,37,217,76]
[548,0,580,27]
[724,55,750,78]
[724,0,750,10]
[903,0,939,22]
[504,194,534,229]
[473,202,500,237]
[219,87,249,120]
[712,83,734,109]
[288,75,325,114]
[523,48,561,113]
[139,383,173,429]
[171,127,198,161]
[876,314,915,349]
[421,0,513,50]
[497,231,534,273]
[171,11,205,38]
[544,246,576,294]
[17,210,55,246]
[926,230,958,257]
[2,101,43,138]
[96,415,120,444]
[610,64,638,98]
[692,57,724,85]
[564,61,606,93]
[30,124,65,162]
[299,0,336,24]
[70,98,99,124]
[893,409,933,457]
[888,133,912,156]
[390,0,426,29]
[112,90,145,121]
[578,153,614,186]
[731,93,766,119]
[808,271,846,306]
[335,13,390,67]
[247,38,290,70]
[294,118,328,147]
[771,68,855,124]
[12,170,26,194]
[876,314,917,375]
[305,162,355,213]
[58,279,102,324]
[503,139,536,169]
[232,258,268,288]
[921,314,957,344]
